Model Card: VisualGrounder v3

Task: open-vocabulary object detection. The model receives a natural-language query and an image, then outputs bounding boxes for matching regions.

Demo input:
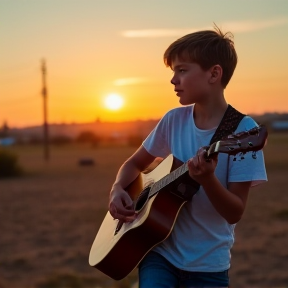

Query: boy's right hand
[109,188,137,222]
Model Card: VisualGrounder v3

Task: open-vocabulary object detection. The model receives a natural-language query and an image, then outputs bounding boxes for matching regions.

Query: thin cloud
[121,18,288,38]
[113,77,149,86]
[121,28,200,38]
[223,18,288,33]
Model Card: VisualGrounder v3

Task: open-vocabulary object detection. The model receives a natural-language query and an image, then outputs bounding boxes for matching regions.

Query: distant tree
[0,121,9,138]
[75,131,100,145]
[127,134,143,147]
[28,135,43,145]
[51,135,72,145]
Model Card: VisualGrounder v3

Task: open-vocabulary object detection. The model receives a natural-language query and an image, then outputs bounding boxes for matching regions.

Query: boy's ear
[209,65,222,84]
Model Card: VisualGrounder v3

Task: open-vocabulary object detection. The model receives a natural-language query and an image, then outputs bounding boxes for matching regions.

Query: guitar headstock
[207,125,268,157]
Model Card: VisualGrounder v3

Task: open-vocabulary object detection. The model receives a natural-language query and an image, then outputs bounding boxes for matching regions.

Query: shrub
[0,149,23,178]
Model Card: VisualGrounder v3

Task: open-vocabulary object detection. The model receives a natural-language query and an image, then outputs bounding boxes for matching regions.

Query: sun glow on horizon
[103,93,124,111]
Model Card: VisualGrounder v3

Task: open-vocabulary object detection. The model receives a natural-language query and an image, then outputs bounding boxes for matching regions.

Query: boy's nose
[170,76,179,85]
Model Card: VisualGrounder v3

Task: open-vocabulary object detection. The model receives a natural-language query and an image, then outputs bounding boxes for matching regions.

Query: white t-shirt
[142,104,267,272]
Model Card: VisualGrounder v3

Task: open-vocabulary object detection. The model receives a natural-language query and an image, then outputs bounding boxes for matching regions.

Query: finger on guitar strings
[187,157,201,176]
[110,203,137,222]
[121,204,138,222]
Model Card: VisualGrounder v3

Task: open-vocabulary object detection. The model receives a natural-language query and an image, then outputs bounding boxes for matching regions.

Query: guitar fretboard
[149,162,189,198]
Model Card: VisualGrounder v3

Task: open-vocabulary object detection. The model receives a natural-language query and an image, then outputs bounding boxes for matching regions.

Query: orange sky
[1,1,288,128]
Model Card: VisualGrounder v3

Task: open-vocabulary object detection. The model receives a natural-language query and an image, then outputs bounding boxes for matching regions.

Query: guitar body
[88,155,189,280]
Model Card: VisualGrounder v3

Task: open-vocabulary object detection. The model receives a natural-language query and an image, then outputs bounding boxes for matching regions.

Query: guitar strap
[209,104,245,186]
[209,104,245,145]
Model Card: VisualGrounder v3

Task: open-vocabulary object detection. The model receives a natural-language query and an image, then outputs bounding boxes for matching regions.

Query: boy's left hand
[187,147,218,184]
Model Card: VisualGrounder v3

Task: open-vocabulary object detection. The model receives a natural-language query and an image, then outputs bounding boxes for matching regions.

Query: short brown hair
[163,25,237,88]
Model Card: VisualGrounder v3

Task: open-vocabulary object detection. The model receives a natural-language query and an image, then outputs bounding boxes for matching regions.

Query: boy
[108,26,267,287]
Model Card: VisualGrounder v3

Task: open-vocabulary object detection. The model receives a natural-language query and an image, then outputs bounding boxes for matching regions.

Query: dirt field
[0,133,288,288]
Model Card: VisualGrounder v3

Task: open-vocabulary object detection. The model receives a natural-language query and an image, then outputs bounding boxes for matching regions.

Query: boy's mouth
[174,89,183,96]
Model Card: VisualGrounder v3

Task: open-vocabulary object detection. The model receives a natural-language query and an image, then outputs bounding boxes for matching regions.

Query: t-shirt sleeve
[142,113,171,158]
[228,116,268,187]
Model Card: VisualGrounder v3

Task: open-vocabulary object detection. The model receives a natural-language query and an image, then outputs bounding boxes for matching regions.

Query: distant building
[0,137,15,146]
[271,121,288,131]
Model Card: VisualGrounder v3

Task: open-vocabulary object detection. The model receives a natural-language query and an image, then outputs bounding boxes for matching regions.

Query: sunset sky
[1,0,288,128]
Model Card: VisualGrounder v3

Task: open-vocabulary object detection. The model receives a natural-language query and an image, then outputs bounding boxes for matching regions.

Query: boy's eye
[179,69,186,72]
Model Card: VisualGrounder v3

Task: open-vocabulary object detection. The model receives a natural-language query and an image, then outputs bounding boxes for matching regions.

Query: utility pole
[41,59,50,161]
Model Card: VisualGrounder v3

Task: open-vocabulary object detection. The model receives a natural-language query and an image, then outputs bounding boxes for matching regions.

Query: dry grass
[0,134,288,288]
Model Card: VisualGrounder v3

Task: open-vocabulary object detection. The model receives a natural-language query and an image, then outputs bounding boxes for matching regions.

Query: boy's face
[170,56,211,105]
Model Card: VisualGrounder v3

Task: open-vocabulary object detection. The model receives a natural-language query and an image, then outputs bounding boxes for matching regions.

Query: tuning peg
[240,152,245,160]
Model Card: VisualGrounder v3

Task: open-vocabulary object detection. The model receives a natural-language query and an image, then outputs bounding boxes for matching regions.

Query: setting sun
[104,94,124,111]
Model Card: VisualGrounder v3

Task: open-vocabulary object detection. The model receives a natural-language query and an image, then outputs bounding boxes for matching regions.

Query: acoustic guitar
[89,125,268,280]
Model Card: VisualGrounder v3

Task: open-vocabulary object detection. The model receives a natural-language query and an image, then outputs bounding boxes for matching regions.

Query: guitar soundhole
[135,186,151,212]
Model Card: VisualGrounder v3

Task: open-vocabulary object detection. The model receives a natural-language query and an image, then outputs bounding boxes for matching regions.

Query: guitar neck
[149,161,191,198]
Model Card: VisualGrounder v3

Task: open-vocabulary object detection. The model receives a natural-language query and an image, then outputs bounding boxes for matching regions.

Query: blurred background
[1,1,288,287]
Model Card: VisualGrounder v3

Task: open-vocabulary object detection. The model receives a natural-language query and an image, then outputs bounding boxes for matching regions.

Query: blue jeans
[138,251,229,288]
